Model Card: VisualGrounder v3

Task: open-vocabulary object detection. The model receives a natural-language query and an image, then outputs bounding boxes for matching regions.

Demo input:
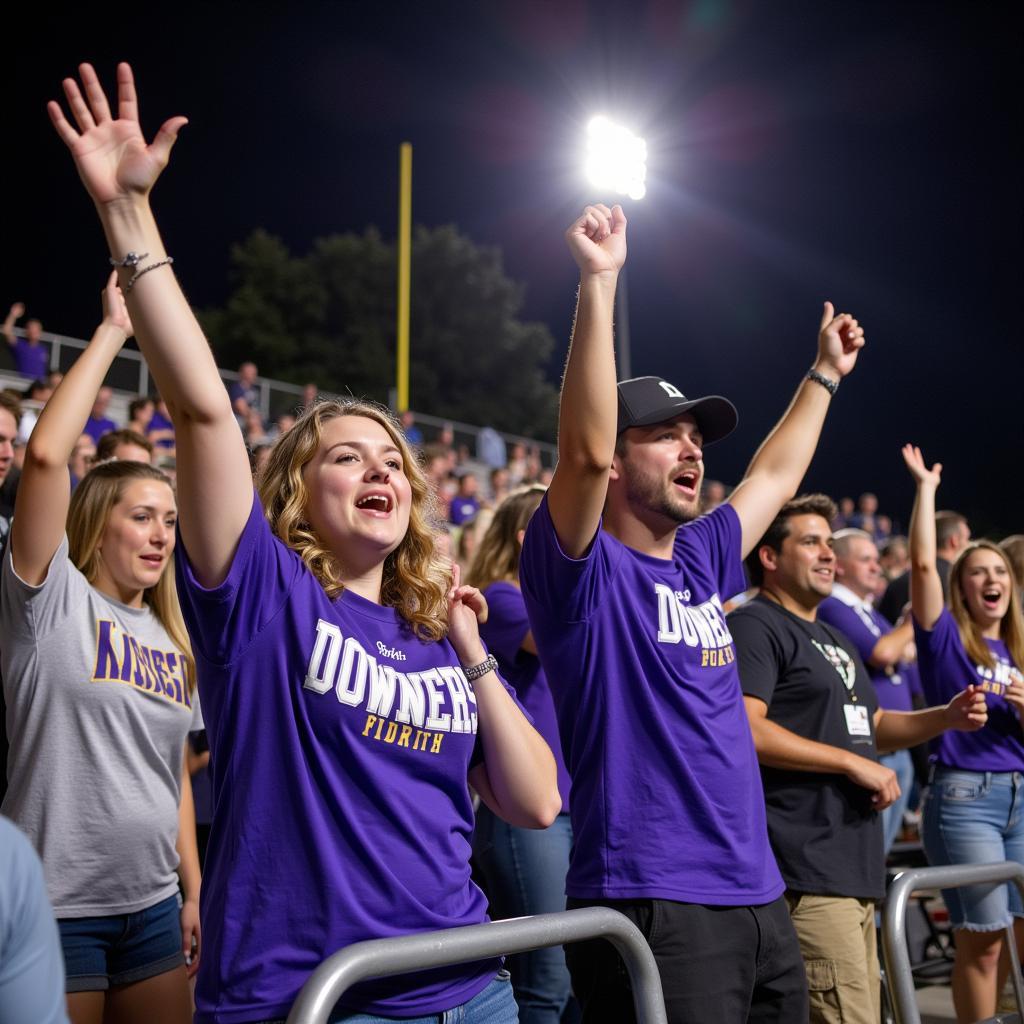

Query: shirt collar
[830,581,874,612]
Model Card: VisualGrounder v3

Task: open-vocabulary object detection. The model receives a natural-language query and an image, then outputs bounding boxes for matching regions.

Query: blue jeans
[473,808,577,1024]
[255,972,518,1023]
[880,749,915,853]
[922,768,1024,930]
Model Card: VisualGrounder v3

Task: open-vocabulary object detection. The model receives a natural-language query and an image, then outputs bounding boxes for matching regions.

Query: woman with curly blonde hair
[49,62,558,1024]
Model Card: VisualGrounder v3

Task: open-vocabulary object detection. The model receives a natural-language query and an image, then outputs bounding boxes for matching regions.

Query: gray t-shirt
[1,538,197,917]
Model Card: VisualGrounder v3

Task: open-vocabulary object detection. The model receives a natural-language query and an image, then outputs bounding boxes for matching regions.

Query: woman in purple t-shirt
[904,444,1024,1023]
[49,63,558,1024]
[468,486,577,1024]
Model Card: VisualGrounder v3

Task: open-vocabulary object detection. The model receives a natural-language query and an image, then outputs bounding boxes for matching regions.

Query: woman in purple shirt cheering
[49,63,558,1024]
[904,444,1024,1024]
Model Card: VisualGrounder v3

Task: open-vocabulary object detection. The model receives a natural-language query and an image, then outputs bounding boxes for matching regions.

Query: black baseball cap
[616,376,738,444]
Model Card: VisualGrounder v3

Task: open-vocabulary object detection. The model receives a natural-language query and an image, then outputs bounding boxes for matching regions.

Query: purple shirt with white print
[818,586,914,712]
[520,495,783,905]
[177,492,526,1023]
[915,607,1024,771]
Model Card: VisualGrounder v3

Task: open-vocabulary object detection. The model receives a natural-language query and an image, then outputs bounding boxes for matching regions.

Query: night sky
[6,0,1022,533]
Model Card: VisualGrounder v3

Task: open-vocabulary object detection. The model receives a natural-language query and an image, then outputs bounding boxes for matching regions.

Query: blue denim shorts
[922,768,1024,931]
[58,892,184,992]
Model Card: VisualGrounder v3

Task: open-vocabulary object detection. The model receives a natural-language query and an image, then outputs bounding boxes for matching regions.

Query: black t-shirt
[729,595,884,900]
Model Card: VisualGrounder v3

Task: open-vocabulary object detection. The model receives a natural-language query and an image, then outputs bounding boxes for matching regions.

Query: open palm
[48,63,186,206]
[901,444,942,488]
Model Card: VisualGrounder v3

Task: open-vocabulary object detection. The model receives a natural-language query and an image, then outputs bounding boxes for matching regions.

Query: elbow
[24,439,73,472]
[523,791,562,830]
[165,394,232,428]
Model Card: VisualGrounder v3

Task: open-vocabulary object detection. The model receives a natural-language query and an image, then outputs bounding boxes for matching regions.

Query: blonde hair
[468,486,546,592]
[257,398,451,641]
[949,540,1024,671]
[67,461,195,693]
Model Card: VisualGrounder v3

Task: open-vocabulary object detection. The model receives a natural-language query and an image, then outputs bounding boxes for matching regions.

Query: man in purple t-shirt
[2,303,49,380]
[520,202,868,1024]
[818,528,917,852]
[82,386,118,443]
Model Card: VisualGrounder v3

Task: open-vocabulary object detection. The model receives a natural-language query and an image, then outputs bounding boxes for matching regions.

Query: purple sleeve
[730,606,784,705]
[913,607,964,704]
[676,504,747,603]
[479,583,530,665]
[174,490,303,666]
[818,600,878,667]
[519,494,624,622]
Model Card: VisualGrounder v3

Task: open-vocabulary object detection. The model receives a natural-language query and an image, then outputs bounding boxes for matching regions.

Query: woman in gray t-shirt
[1,275,200,1023]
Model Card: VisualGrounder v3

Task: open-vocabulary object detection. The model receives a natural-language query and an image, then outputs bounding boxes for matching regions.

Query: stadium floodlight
[585,115,647,200]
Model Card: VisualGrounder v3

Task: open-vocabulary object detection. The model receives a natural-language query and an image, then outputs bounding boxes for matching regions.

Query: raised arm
[729,303,865,558]
[48,63,252,587]
[902,444,945,630]
[2,302,23,348]
[545,204,626,558]
[11,274,130,584]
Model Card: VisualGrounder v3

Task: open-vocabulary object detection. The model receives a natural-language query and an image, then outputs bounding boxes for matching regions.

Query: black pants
[565,896,808,1024]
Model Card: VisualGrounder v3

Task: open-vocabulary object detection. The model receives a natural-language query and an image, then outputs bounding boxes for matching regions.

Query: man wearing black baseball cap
[519,202,866,1024]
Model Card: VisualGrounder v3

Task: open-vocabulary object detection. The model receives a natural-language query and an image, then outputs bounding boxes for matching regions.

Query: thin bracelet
[806,368,839,396]
[462,654,498,680]
[126,257,175,294]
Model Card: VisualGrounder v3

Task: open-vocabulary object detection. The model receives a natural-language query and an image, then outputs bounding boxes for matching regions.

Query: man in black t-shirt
[729,494,988,1024]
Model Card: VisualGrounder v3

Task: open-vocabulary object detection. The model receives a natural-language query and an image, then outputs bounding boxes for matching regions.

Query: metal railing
[285,907,667,1024]
[882,861,1024,1024]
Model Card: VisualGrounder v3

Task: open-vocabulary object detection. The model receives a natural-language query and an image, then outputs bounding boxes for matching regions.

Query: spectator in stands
[521,202,870,1023]
[1001,535,1024,600]
[477,425,507,470]
[242,406,267,448]
[731,494,986,1024]
[67,433,96,489]
[1,273,201,1022]
[300,381,318,410]
[903,445,1024,1024]
[449,470,481,526]
[507,441,528,485]
[399,409,423,446]
[701,478,727,513]
[834,496,855,529]
[875,513,893,543]
[0,816,69,1024]
[83,386,117,443]
[469,486,577,1024]
[126,395,154,436]
[489,466,511,508]
[146,396,175,455]
[16,379,54,445]
[228,360,259,428]
[423,443,452,521]
[49,61,557,1024]
[879,535,910,583]
[847,491,880,537]
[2,303,49,379]
[818,527,918,852]
[272,410,296,438]
[0,393,19,542]
[95,428,154,464]
[879,508,971,624]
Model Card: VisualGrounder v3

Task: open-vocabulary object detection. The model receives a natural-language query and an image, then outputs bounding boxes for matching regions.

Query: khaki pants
[785,892,880,1024]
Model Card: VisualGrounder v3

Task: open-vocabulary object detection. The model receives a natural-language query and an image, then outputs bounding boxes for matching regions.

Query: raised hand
[945,684,988,732]
[565,204,627,277]
[815,302,865,380]
[446,562,489,666]
[48,63,187,207]
[100,271,134,338]
[7,302,24,321]
[901,444,942,489]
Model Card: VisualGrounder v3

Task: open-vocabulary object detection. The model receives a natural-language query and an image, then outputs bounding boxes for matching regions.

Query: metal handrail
[285,907,667,1024]
[882,861,1024,1024]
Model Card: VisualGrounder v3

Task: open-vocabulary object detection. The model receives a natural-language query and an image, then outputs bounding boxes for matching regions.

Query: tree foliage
[199,226,559,438]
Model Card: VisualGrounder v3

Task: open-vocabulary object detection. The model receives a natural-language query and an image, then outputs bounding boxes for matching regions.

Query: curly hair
[257,398,452,641]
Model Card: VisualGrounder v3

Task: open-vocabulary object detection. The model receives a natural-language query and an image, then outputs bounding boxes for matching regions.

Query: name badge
[844,704,871,737]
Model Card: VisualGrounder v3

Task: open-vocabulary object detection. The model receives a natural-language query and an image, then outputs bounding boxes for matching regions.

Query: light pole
[584,116,646,379]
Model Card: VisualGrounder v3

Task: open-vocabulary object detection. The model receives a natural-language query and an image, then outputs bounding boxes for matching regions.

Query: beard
[621,459,702,526]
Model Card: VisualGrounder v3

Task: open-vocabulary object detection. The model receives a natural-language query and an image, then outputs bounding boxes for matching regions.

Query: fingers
[610,203,628,234]
[150,116,189,167]
[78,63,112,123]
[62,75,96,135]
[819,301,835,331]
[116,62,139,123]
[47,98,80,147]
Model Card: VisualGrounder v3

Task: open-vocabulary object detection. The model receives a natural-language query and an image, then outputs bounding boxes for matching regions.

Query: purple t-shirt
[915,607,1024,771]
[520,496,783,905]
[12,338,47,379]
[177,493,505,1022]
[818,593,914,712]
[481,581,571,812]
[449,496,480,526]
[83,415,118,444]
[147,409,175,448]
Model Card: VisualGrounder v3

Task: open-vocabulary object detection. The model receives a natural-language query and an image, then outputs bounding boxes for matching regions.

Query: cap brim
[626,395,738,445]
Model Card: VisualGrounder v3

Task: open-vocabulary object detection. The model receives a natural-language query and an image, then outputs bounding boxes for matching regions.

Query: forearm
[875,707,947,753]
[869,620,914,669]
[471,670,559,828]
[98,198,232,425]
[749,713,854,774]
[175,766,202,903]
[908,481,943,626]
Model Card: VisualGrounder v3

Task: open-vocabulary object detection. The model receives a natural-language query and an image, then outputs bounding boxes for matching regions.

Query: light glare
[585,115,647,201]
